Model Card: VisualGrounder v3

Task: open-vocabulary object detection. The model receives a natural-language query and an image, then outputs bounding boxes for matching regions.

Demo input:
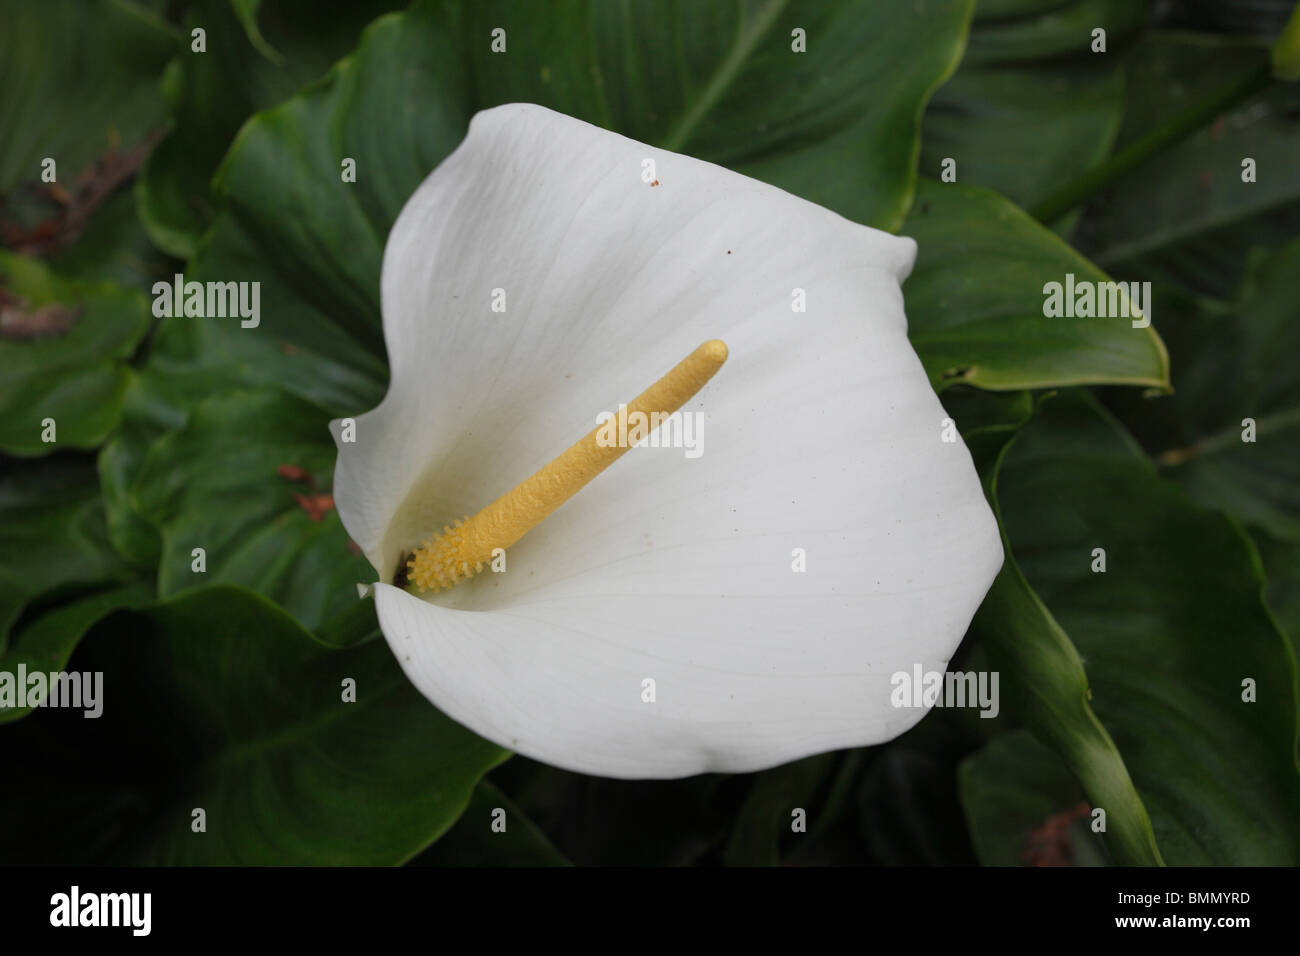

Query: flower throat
[404,339,728,593]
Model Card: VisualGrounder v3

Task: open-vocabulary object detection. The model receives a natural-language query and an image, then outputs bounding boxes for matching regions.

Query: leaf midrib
[658,0,791,152]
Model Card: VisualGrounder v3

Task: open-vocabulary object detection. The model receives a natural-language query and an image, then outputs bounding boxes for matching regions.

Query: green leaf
[964,389,1163,865]
[131,387,375,631]
[922,0,1146,210]
[97,395,168,569]
[993,391,1300,864]
[0,0,175,194]
[723,753,839,866]
[0,582,152,724]
[903,179,1170,391]
[411,779,571,866]
[0,457,149,726]
[229,0,284,63]
[1148,242,1300,540]
[1256,533,1300,652]
[1104,241,1300,653]
[452,0,974,231]
[959,0,1142,64]
[1075,33,1300,298]
[0,586,506,864]
[136,0,405,257]
[960,729,1111,866]
[0,253,151,456]
[0,457,136,645]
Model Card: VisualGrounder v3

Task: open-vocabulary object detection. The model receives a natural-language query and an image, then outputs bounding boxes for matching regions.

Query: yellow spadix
[406,339,728,593]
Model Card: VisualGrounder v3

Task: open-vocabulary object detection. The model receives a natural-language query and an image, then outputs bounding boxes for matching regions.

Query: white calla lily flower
[331,103,1002,779]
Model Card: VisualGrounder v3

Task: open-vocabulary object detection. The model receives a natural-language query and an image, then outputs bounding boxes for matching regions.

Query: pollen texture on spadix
[406,339,728,593]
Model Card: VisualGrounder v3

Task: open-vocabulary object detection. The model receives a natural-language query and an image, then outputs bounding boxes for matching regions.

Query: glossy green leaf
[903,179,1170,391]
[0,458,136,644]
[994,391,1300,864]
[97,394,168,569]
[0,581,152,724]
[964,389,1163,865]
[136,0,404,257]
[922,0,1145,210]
[229,0,283,63]
[454,0,973,230]
[1257,533,1300,652]
[0,0,175,194]
[0,253,151,456]
[0,586,506,864]
[131,387,375,631]
[959,0,1144,64]
[960,729,1110,866]
[0,458,149,727]
[1103,241,1300,653]
[1075,33,1300,297]
[1149,242,1300,540]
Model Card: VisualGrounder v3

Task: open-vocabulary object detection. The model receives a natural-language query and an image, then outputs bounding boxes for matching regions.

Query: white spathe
[331,103,1002,779]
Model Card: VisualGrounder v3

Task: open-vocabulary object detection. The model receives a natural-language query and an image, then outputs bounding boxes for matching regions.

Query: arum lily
[331,104,1002,779]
